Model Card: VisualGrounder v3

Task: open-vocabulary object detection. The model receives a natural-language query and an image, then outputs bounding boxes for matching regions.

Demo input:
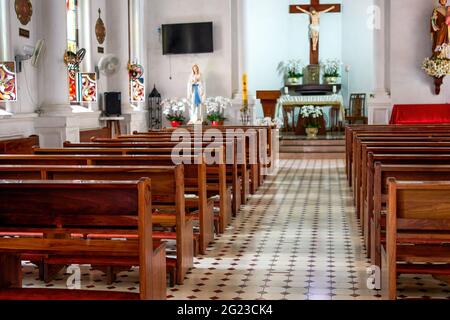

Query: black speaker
[104,92,122,116]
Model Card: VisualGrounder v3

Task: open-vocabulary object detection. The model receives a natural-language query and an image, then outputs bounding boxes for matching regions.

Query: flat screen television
[162,22,214,55]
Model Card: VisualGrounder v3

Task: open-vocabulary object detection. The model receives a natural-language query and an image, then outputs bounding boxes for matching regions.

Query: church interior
[1,0,450,302]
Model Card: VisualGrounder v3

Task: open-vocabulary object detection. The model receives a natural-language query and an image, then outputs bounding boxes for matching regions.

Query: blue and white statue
[187,64,206,124]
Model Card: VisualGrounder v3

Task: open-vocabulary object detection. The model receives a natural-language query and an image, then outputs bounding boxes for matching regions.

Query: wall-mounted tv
[162,22,214,55]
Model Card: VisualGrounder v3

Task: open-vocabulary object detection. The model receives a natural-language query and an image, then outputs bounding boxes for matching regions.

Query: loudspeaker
[104,92,122,116]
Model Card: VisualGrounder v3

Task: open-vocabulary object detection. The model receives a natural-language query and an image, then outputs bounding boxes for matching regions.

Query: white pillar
[39,0,71,116]
[0,0,14,114]
[36,0,100,147]
[106,0,131,109]
[106,0,148,133]
[368,0,392,124]
[229,0,259,125]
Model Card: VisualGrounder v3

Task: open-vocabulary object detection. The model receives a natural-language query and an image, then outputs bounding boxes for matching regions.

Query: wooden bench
[382,179,450,300]
[345,125,450,186]
[0,165,192,286]
[0,135,39,155]
[364,153,450,259]
[0,179,166,300]
[371,164,450,268]
[63,139,252,204]
[0,153,214,257]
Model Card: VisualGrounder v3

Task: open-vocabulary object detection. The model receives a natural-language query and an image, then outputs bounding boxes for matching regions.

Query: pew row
[0,179,166,300]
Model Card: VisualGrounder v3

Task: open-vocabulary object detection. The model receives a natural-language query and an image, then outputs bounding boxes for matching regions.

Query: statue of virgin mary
[187,64,206,124]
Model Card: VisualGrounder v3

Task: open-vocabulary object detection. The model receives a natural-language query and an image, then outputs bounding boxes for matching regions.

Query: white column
[229,0,259,125]
[36,0,99,147]
[368,0,392,124]
[106,0,148,133]
[38,0,71,116]
[106,0,131,109]
[0,0,14,114]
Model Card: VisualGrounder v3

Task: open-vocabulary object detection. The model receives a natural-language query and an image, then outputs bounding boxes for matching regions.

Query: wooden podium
[256,90,281,118]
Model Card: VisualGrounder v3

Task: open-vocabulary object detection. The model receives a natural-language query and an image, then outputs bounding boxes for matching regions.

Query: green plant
[277,59,304,78]
[321,59,341,77]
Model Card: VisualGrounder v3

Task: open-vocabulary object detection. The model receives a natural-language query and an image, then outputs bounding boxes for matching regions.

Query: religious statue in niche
[187,64,206,124]
[15,0,33,26]
[296,5,336,52]
[95,9,106,45]
[423,0,450,95]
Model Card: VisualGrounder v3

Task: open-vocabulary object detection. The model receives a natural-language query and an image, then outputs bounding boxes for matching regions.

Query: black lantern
[148,85,162,130]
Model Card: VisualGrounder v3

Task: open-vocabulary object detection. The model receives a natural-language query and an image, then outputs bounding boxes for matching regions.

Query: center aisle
[169,159,373,300]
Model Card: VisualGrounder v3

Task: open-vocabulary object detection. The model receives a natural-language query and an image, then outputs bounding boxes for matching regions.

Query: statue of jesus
[296,5,336,52]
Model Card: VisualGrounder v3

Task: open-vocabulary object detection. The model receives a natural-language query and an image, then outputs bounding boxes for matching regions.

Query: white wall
[243,0,345,94]
[390,0,450,104]
[341,0,374,105]
[146,0,233,100]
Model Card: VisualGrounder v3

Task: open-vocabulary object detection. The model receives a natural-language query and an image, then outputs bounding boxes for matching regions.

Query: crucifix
[290,0,341,65]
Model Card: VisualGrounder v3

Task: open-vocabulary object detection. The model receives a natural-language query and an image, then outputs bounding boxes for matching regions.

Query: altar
[276,94,345,134]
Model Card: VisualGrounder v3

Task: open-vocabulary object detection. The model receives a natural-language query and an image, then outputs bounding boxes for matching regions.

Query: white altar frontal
[276,94,345,131]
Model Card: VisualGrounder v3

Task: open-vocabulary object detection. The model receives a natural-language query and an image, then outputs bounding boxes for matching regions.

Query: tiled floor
[22,159,450,300]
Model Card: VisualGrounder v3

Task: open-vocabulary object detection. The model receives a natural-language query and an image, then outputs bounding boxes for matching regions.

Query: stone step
[280,145,346,153]
[280,152,345,160]
[280,139,345,146]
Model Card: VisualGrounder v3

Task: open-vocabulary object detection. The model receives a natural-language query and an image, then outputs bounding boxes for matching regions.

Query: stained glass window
[66,0,78,53]
[0,62,17,102]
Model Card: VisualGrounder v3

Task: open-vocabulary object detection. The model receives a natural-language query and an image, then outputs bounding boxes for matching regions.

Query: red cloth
[390,104,450,125]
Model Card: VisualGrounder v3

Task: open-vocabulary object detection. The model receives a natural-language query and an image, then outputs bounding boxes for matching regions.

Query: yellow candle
[242,73,248,106]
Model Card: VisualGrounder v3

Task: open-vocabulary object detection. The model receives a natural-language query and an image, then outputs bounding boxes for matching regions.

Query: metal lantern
[148,85,162,130]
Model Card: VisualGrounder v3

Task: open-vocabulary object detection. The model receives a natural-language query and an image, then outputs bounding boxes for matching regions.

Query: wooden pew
[0,135,39,155]
[383,179,450,300]
[357,143,450,220]
[364,153,450,259]
[371,164,450,268]
[100,136,245,212]
[63,139,252,203]
[0,165,192,286]
[0,153,214,257]
[0,179,166,300]
[346,125,450,186]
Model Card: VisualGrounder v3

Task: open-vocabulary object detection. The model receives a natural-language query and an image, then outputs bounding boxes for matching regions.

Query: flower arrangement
[162,98,188,123]
[422,56,450,78]
[206,96,231,123]
[257,117,283,129]
[300,105,323,128]
[423,44,450,95]
[278,59,304,79]
[321,59,341,77]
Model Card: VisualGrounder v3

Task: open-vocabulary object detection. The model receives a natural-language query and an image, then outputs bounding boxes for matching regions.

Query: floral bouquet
[423,44,450,78]
[162,98,188,124]
[300,105,323,128]
[257,117,283,129]
[321,59,341,78]
[278,59,304,79]
[205,96,231,124]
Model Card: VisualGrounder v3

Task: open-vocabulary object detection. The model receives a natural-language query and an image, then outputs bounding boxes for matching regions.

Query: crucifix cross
[290,0,341,65]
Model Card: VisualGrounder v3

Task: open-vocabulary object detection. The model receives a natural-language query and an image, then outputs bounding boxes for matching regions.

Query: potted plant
[300,105,323,139]
[422,44,450,95]
[278,59,304,85]
[162,98,188,127]
[321,59,341,85]
[206,96,230,126]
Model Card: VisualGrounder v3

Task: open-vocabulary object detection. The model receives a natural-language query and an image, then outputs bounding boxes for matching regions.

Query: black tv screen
[162,22,214,55]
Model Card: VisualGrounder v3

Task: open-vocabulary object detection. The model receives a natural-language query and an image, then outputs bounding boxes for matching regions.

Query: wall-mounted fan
[96,54,120,79]
[14,39,46,72]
